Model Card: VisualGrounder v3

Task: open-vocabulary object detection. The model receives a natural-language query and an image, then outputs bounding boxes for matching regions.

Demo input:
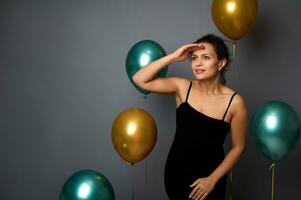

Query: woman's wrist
[208,174,219,184]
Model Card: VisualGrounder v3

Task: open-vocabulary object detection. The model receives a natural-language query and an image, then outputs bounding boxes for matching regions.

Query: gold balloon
[111,108,157,165]
[212,0,258,40]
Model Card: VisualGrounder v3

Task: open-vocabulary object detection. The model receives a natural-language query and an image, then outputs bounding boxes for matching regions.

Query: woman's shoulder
[223,86,248,114]
[222,85,236,95]
[222,86,246,105]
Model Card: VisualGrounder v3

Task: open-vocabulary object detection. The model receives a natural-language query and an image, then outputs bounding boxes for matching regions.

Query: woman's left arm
[209,94,248,183]
[189,94,248,200]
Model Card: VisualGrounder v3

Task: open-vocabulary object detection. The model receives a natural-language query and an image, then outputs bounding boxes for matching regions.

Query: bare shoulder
[222,85,236,95]
[231,92,248,117]
[222,86,248,115]
[223,86,244,103]
[232,93,247,108]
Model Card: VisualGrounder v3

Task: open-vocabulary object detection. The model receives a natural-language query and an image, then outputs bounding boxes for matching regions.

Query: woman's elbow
[132,74,141,85]
[132,74,146,89]
[232,144,246,155]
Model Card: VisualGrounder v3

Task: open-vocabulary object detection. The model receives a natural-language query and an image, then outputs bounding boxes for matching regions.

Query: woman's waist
[172,132,226,147]
[166,148,225,172]
[168,141,225,159]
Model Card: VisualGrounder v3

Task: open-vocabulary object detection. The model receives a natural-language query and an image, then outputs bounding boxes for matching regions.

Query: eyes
[189,55,210,61]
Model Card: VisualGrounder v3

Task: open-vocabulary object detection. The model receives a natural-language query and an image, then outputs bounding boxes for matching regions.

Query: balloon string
[232,41,236,61]
[269,162,277,200]
[132,180,134,200]
[145,158,148,184]
[228,169,233,200]
[223,39,236,62]
[131,165,135,200]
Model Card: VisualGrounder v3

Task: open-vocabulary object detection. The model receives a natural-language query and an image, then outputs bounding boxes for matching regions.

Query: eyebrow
[191,53,212,56]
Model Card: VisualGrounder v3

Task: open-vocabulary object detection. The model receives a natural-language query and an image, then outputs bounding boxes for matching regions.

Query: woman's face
[190,42,224,81]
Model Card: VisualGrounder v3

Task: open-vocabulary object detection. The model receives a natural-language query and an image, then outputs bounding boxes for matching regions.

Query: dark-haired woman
[133,34,248,200]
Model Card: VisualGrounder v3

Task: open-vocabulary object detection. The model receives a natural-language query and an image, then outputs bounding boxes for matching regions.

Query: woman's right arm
[132,43,203,94]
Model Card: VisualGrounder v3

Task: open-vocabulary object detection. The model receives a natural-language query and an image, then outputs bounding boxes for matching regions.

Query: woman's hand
[189,177,216,200]
[169,43,205,62]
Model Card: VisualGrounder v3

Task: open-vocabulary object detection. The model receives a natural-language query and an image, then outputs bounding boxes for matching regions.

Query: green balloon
[60,169,115,200]
[251,100,300,161]
[126,40,168,95]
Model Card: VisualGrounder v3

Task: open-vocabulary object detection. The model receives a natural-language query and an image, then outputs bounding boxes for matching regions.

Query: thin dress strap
[185,81,193,102]
[222,92,237,121]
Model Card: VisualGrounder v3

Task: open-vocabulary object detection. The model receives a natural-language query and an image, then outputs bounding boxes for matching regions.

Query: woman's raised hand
[169,43,205,62]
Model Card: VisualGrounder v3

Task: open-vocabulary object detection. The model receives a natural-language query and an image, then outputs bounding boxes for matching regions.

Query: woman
[132,34,248,200]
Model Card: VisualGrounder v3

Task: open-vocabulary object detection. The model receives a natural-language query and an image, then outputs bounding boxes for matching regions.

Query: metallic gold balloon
[111,108,157,164]
[212,0,258,40]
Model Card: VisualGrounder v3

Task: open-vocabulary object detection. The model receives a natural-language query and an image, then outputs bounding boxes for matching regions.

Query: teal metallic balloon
[126,40,168,95]
[251,101,300,161]
[60,169,115,200]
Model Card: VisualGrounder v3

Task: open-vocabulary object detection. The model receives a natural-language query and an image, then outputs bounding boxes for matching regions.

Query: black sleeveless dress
[164,81,237,200]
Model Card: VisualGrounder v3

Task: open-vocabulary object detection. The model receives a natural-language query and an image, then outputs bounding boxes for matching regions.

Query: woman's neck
[193,77,223,95]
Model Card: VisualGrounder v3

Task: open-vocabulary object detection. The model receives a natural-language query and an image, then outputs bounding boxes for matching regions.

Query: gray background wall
[1,0,301,199]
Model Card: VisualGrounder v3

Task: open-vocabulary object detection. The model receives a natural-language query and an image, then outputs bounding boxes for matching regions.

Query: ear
[218,58,227,71]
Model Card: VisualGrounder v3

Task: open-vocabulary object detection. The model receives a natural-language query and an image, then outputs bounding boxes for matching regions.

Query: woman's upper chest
[176,85,235,123]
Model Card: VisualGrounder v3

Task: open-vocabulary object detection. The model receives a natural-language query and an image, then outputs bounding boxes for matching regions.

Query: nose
[194,58,203,66]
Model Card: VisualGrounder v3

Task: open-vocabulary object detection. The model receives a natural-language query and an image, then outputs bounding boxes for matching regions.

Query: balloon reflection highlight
[226,2,236,13]
[266,115,277,130]
[127,122,137,135]
[78,183,91,198]
[140,53,151,66]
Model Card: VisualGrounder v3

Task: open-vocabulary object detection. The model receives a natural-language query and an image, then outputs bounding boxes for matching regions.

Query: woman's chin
[193,74,205,80]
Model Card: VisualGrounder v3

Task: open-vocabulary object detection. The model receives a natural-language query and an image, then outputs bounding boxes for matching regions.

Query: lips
[195,69,205,74]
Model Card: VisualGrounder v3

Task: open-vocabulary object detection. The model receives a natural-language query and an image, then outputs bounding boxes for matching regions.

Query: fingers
[200,192,208,200]
[189,184,202,199]
[191,189,208,200]
[195,190,207,200]
[183,43,205,51]
[189,179,200,198]
[190,179,199,187]
[172,43,205,62]
[183,44,205,55]
[195,188,205,199]
[190,186,207,200]
[183,43,199,48]
[183,43,204,48]
[189,178,210,200]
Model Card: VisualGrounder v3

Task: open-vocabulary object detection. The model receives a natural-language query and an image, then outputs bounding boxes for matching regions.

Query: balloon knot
[269,162,277,170]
